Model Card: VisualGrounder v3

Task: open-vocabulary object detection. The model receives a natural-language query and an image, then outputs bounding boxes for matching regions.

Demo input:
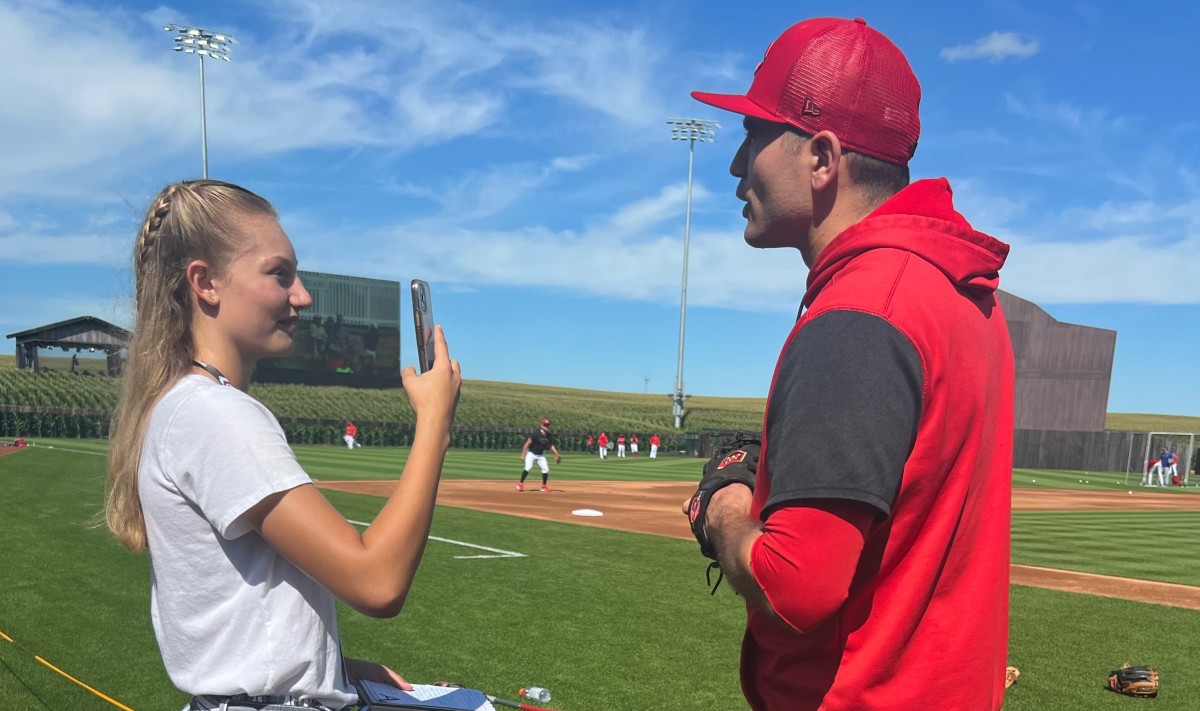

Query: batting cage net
[1124,432,1195,487]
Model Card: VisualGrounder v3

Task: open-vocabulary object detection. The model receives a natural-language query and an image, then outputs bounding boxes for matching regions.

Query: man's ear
[808,130,842,192]
[186,260,219,306]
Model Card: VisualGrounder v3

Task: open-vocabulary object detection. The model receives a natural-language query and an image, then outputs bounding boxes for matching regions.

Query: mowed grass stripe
[1013,511,1200,586]
[1011,467,1200,492]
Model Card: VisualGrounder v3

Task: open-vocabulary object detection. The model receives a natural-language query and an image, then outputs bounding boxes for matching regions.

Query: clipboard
[357,681,496,710]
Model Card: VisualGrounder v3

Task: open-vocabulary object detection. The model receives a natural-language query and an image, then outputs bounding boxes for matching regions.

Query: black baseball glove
[1107,663,1159,698]
[688,432,761,560]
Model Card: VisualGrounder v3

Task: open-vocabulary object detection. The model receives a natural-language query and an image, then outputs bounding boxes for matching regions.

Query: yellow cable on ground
[0,628,135,710]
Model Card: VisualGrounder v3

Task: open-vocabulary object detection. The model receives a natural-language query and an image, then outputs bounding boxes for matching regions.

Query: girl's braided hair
[106,180,276,551]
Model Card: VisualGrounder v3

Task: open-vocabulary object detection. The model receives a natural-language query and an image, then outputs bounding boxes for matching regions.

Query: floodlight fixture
[665,118,719,429]
[165,24,237,178]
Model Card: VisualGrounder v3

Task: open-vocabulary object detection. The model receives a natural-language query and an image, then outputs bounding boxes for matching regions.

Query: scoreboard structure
[254,270,403,388]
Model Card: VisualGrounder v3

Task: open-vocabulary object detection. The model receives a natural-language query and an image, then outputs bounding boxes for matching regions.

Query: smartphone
[410,279,436,373]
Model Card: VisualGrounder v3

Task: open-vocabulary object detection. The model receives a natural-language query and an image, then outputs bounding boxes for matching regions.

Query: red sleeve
[749,500,874,633]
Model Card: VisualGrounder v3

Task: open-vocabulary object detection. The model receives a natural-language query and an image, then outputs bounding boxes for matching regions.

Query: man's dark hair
[787,127,909,205]
[844,151,910,204]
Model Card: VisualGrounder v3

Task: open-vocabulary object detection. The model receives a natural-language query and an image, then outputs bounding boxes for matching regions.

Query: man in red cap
[685,17,1014,710]
[518,419,561,492]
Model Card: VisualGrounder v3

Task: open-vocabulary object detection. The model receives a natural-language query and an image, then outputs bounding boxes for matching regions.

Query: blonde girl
[105,180,461,710]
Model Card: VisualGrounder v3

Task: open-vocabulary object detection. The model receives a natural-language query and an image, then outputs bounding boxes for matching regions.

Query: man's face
[730,117,813,252]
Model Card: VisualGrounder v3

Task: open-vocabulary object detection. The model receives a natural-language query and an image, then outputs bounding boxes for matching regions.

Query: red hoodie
[743,179,1015,711]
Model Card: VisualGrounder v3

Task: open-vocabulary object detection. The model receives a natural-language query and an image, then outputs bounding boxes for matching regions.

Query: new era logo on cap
[691,17,921,166]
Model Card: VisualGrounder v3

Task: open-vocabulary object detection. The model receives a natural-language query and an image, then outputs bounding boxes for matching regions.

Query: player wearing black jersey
[518,419,562,492]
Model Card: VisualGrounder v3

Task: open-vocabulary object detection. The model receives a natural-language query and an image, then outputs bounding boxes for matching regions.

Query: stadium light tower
[666,118,719,430]
[164,24,236,179]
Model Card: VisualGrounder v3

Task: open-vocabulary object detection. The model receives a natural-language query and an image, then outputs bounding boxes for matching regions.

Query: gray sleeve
[762,310,923,519]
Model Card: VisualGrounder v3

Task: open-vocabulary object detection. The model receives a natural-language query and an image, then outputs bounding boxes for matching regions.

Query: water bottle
[519,686,552,703]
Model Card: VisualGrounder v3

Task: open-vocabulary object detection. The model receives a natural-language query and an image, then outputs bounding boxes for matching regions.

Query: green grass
[0,444,744,711]
[1007,586,1200,709]
[292,444,705,483]
[1013,511,1200,586]
[4,442,1200,710]
[1012,467,1200,491]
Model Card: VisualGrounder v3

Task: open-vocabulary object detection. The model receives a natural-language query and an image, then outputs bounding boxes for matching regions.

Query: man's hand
[686,432,760,560]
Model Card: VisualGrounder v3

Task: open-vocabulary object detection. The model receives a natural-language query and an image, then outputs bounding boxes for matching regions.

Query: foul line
[19,446,524,560]
[347,519,525,559]
[0,629,133,710]
[26,443,106,457]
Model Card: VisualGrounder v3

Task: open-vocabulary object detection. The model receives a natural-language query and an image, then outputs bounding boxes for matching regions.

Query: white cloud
[1001,230,1200,304]
[550,155,600,172]
[297,180,807,313]
[0,0,671,199]
[1004,94,1124,134]
[495,22,667,125]
[953,180,1200,305]
[386,154,602,221]
[941,31,1039,63]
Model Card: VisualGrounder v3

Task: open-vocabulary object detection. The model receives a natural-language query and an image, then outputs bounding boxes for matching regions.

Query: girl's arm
[244,326,462,617]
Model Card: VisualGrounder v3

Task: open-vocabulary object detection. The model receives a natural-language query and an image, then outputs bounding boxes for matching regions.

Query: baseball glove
[1107,663,1159,698]
[687,432,761,560]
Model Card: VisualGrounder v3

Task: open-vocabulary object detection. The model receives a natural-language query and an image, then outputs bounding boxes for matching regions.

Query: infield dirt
[317,479,1200,610]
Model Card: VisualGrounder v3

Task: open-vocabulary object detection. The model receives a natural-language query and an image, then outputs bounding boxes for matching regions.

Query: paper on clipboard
[358,681,496,710]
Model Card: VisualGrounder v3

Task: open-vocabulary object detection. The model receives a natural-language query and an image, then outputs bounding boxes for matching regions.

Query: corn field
[0,368,759,450]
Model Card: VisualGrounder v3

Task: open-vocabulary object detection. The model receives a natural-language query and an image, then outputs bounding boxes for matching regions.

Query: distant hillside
[1105,413,1200,434]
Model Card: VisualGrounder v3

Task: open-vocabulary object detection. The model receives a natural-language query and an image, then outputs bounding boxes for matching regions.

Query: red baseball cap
[692,17,921,166]
[541,419,551,426]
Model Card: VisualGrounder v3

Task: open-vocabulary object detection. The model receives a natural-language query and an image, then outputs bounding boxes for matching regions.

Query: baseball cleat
[540,485,550,492]
[516,483,524,492]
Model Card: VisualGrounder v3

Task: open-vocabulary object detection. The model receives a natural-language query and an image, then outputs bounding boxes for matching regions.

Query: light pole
[165,24,236,179]
[666,118,718,430]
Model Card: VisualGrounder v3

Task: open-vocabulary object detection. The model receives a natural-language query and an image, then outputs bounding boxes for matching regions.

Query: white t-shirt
[139,375,357,709]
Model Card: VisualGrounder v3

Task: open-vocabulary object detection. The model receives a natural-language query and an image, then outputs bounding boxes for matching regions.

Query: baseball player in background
[616,434,626,457]
[649,433,660,458]
[518,419,561,492]
[1149,448,1170,486]
[598,432,609,459]
[344,421,359,449]
[630,435,639,456]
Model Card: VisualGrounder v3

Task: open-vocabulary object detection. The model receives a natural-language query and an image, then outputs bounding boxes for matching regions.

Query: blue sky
[2,0,1199,416]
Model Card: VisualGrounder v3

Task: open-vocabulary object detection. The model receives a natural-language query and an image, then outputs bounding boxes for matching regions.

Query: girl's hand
[345,656,412,691]
[400,325,462,429]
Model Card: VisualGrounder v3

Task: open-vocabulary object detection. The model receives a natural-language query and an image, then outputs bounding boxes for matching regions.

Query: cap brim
[690,91,780,123]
